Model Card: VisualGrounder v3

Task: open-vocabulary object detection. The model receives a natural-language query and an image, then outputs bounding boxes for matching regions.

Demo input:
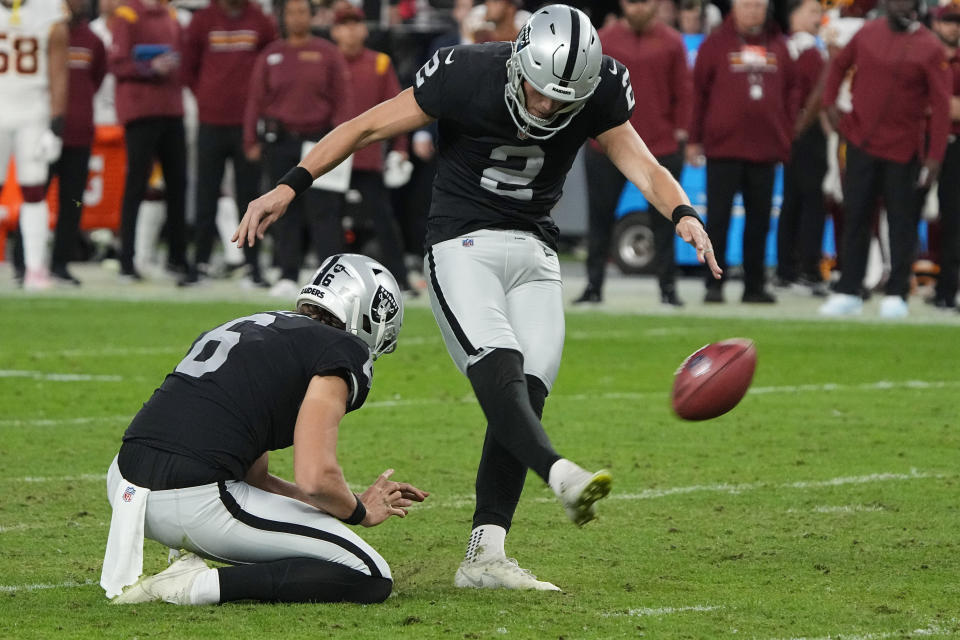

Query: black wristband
[276,166,314,197]
[49,116,65,138]
[671,204,703,227]
[339,494,367,526]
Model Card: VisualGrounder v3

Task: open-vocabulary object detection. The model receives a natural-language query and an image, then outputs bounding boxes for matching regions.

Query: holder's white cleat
[112,552,208,605]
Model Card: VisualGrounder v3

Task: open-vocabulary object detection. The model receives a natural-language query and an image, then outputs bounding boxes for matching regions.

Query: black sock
[218,558,392,604]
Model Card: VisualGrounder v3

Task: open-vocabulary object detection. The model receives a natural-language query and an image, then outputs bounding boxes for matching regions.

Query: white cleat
[555,466,612,527]
[454,557,561,591]
[112,552,208,605]
[23,268,54,291]
[879,295,908,319]
[819,293,863,316]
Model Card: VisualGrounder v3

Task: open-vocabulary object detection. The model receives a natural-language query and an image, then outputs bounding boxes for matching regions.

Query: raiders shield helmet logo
[371,285,399,323]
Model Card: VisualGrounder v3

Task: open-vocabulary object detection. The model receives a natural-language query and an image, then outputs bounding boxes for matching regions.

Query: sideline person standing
[819,0,950,318]
[574,0,692,307]
[688,0,794,304]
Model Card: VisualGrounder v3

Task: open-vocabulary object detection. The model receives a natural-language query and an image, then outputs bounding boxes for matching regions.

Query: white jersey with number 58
[0,0,68,124]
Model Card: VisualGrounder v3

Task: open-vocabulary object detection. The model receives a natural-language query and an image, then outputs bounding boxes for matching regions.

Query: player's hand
[412,137,435,161]
[232,185,295,248]
[358,469,429,527]
[245,143,262,163]
[916,158,940,190]
[685,143,705,167]
[38,130,62,163]
[676,216,722,280]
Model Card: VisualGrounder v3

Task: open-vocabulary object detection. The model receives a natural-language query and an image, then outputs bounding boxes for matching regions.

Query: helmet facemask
[503,5,602,140]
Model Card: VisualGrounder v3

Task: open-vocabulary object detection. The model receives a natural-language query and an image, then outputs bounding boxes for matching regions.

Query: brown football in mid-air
[672,338,757,421]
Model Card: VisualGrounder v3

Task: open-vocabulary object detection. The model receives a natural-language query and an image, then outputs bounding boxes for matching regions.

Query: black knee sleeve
[467,349,559,481]
[218,558,392,604]
[526,374,548,420]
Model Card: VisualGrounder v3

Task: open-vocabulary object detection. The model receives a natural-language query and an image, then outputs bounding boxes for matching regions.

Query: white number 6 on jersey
[175,313,277,378]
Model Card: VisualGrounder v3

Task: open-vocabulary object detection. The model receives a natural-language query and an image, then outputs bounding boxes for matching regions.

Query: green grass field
[1,295,958,639]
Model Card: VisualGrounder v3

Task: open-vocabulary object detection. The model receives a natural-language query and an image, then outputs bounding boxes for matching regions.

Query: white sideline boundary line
[0,579,96,593]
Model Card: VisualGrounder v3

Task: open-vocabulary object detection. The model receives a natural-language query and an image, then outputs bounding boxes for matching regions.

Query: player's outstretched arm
[290,376,429,526]
[233,88,435,248]
[596,122,722,279]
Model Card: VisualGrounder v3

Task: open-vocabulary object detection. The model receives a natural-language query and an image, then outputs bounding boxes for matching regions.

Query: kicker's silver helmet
[505,4,603,140]
[296,254,403,360]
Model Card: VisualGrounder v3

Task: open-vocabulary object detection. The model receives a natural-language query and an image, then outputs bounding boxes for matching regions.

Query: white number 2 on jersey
[480,145,544,201]
[622,68,636,111]
[175,313,278,378]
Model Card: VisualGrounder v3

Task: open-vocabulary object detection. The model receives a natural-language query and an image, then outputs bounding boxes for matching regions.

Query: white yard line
[369,379,960,408]
[27,346,185,359]
[0,521,106,534]
[0,370,123,382]
[604,604,724,618]
[21,327,694,360]
[0,415,130,428]
[416,469,944,510]
[0,579,96,593]
[762,619,959,640]
[6,473,107,484]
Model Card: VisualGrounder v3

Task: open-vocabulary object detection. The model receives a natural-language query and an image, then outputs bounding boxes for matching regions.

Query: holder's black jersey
[413,41,635,250]
[122,312,373,482]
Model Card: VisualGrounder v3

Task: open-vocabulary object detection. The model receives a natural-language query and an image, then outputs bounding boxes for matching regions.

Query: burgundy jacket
[949,48,960,137]
[65,19,107,147]
[243,37,352,148]
[108,0,184,125]
[182,1,277,126]
[691,15,795,163]
[597,20,691,157]
[823,18,951,163]
[341,48,407,172]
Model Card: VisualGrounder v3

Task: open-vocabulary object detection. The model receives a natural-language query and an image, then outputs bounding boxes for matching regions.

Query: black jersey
[122,312,373,484]
[413,41,635,250]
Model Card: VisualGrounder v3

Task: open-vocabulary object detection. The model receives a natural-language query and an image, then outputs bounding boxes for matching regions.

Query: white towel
[100,468,151,599]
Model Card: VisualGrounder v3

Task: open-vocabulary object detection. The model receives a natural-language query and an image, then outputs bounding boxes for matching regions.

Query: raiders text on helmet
[504,4,602,140]
[296,254,404,359]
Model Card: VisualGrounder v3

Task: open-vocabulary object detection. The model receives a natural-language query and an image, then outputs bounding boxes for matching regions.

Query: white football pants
[424,228,565,391]
[106,457,391,579]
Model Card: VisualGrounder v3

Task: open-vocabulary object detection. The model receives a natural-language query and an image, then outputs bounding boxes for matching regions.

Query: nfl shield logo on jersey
[462,238,474,247]
[122,486,136,503]
[371,286,400,323]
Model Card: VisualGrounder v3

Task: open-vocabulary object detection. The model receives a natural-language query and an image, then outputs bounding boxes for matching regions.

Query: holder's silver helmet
[296,254,403,360]
[504,4,602,140]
